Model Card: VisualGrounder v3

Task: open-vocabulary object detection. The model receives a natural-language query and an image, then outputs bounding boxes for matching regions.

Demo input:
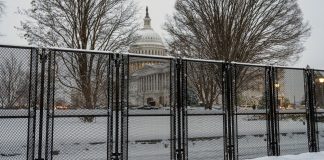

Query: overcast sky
[0,0,323,69]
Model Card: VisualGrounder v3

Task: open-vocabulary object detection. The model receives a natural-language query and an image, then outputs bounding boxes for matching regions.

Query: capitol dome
[134,28,164,46]
[129,7,166,55]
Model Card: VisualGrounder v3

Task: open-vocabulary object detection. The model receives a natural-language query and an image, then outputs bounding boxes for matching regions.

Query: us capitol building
[128,7,170,107]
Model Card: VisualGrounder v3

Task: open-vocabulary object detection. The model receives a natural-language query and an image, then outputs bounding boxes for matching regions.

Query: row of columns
[139,73,169,92]
[133,48,165,55]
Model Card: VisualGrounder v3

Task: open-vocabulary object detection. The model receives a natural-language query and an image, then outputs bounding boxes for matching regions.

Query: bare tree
[0,1,5,35]
[19,0,139,121]
[0,2,4,14]
[0,56,29,108]
[186,62,222,109]
[166,0,310,109]
[0,1,4,17]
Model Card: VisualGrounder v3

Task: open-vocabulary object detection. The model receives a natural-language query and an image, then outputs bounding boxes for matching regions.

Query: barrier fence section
[0,44,323,160]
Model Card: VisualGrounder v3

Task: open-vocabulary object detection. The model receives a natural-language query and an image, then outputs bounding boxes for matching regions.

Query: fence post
[223,63,237,160]
[170,58,176,160]
[121,54,129,160]
[107,54,114,160]
[44,50,55,160]
[177,58,187,160]
[170,58,187,160]
[27,48,38,160]
[112,54,122,160]
[108,54,129,160]
[35,48,47,160]
[266,66,279,156]
[182,59,188,160]
[305,67,319,152]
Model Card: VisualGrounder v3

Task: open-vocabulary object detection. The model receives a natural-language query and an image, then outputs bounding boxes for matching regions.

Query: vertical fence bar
[170,59,176,160]
[266,66,279,156]
[107,54,114,160]
[120,55,124,160]
[121,55,129,160]
[305,67,319,152]
[36,49,47,160]
[126,55,129,160]
[44,51,55,160]
[233,64,238,160]
[182,60,188,160]
[224,63,237,160]
[114,54,121,160]
[50,52,55,160]
[27,48,38,160]
[222,63,227,159]
[176,58,182,159]
[266,66,271,155]
[170,58,187,160]
[274,67,280,155]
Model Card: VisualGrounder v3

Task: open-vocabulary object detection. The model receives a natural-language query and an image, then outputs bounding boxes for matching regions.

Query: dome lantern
[129,6,166,55]
[144,6,151,29]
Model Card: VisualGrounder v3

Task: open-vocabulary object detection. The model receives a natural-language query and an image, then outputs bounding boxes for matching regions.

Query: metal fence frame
[0,44,323,160]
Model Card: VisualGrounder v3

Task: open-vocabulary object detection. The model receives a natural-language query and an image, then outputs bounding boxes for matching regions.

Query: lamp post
[275,83,283,109]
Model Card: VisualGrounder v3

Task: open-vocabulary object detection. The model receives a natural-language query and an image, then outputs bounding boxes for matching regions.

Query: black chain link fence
[0,45,323,160]
[0,46,35,160]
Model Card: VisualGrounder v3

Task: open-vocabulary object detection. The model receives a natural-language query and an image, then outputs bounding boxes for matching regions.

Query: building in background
[129,7,170,107]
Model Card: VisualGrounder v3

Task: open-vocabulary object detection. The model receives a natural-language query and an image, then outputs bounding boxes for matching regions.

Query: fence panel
[314,70,324,151]
[276,68,308,155]
[185,60,224,160]
[234,65,268,159]
[128,56,172,160]
[47,50,112,159]
[0,46,37,160]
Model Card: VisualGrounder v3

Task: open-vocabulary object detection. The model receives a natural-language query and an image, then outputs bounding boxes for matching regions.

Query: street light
[275,83,280,88]
[319,78,324,83]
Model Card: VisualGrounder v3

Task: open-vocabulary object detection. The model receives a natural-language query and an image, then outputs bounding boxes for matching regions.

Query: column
[156,74,158,91]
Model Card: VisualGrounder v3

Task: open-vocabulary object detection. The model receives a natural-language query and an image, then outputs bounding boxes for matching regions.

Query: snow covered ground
[250,151,324,160]
[1,109,324,160]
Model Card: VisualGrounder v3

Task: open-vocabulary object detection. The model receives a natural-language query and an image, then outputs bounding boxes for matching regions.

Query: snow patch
[249,151,324,160]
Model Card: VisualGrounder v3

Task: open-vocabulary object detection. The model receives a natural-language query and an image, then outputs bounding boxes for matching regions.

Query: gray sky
[0,0,323,69]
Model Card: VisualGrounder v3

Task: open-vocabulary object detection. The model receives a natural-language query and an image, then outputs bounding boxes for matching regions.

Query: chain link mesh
[186,61,224,160]
[276,68,308,155]
[0,46,34,159]
[234,65,268,159]
[49,50,110,159]
[314,70,324,151]
[128,56,171,160]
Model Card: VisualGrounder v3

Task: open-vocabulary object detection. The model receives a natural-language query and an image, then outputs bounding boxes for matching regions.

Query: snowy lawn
[1,109,324,159]
[250,151,324,160]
